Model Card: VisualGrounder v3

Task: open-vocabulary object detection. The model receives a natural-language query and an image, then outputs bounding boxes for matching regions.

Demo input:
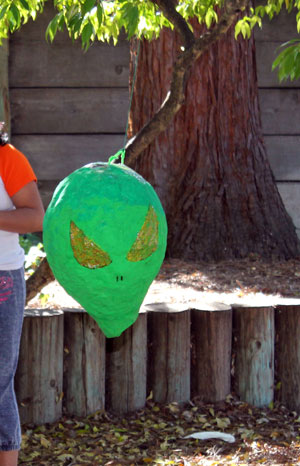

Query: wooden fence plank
[254,9,298,42]
[259,89,300,135]
[63,309,106,417]
[12,89,300,137]
[191,303,232,402]
[0,40,10,128]
[15,309,64,425]
[275,303,300,411]
[277,182,300,235]
[266,136,300,181]
[9,40,129,88]
[146,303,191,404]
[106,312,147,414]
[233,305,275,407]
[36,180,60,208]
[12,134,125,180]
[10,88,128,134]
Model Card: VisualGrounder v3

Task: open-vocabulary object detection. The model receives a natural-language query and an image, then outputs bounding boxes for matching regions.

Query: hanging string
[108,148,125,165]
[108,40,141,165]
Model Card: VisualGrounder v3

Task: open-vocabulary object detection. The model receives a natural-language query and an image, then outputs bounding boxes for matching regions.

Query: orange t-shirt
[0,143,37,197]
[0,144,37,270]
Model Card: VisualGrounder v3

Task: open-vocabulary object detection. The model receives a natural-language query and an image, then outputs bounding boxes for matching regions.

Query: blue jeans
[0,268,25,451]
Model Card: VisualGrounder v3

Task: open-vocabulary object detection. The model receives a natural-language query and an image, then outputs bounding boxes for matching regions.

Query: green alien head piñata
[43,162,168,338]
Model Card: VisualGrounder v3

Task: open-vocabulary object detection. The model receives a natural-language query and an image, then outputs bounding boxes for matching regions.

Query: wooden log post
[63,309,106,417]
[191,303,232,402]
[15,309,64,425]
[0,40,10,129]
[106,310,147,414]
[275,302,300,411]
[146,303,191,404]
[233,304,275,407]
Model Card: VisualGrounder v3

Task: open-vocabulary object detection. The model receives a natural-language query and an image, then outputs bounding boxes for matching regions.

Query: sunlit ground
[27,257,300,311]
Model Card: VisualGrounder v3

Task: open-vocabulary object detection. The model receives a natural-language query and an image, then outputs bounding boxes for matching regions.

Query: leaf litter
[19,397,300,465]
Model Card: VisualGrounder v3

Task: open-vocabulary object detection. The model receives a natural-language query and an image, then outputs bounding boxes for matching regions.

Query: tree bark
[128,20,300,261]
[125,0,248,165]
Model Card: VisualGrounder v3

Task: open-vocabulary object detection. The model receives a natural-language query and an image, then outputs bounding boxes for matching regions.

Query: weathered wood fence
[15,300,300,426]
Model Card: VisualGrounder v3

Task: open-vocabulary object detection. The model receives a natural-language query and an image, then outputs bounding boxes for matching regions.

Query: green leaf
[272,40,300,81]
[239,21,251,39]
[234,20,241,39]
[294,60,300,80]
[81,21,94,50]
[205,9,215,29]
[97,3,103,26]
[82,0,96,16]
[8,7,19,32]
[0,5,8,21]
[19,0,30,11]
[45,12,64,42]
[12,3,21,28]
[120,3,139,38]
[73,16,83,35]
[68,12,81,28]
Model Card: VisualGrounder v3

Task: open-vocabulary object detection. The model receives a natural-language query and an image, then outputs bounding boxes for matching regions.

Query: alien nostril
[116,276,124,282]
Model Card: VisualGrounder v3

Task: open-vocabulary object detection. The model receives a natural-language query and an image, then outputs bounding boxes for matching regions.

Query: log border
[17,299,300,425]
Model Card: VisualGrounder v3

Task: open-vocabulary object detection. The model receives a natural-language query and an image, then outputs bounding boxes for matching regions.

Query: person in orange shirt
[0,122,44,466]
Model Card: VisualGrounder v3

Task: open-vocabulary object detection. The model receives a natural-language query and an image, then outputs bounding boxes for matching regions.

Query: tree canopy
[0,0,299,80]
[0,0,299,165]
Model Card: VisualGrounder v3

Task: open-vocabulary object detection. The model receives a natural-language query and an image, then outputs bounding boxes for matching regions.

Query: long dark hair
[0,122,9,146]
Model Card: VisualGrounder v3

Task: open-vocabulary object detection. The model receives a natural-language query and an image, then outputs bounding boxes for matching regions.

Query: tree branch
[125,0,248,167]
[151,0,195,49]
[26,257,54,304]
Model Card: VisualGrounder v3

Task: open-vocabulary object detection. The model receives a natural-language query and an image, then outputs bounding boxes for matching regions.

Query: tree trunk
[128,21,299,261]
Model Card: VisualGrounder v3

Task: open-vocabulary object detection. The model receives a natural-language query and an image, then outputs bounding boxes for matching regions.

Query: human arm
[0,181,44,233]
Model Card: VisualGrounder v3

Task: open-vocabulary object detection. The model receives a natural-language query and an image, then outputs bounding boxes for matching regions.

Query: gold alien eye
[70,221,112,269]
[127,206,159,262]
